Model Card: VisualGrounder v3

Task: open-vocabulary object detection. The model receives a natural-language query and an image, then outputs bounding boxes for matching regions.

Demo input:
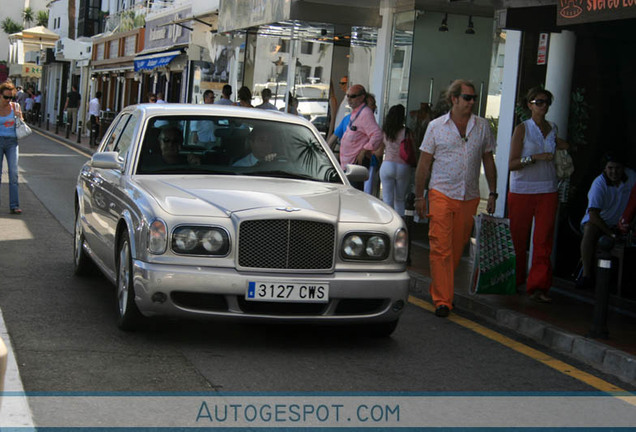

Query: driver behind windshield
[233,128,278,167]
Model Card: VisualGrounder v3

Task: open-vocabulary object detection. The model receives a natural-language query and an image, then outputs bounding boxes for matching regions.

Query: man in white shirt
[88,91,102,147]
[192,90,217,148]
[156,92,166,103]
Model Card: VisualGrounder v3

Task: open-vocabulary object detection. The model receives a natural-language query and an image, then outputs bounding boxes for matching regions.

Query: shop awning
[134,50,182,72]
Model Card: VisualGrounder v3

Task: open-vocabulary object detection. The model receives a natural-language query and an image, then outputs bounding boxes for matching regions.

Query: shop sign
[22,64,42,77]
[134,51,181,72]
[218,0,290,33]
[557,0,636,25]
[537,33,548,65]
[144,7,191,50]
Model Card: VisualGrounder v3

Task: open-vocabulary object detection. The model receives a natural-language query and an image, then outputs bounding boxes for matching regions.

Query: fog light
[392,300,405,312]
[152,292,167,303]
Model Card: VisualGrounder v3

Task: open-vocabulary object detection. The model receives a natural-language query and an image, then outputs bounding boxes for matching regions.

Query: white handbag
[15,113,32,139]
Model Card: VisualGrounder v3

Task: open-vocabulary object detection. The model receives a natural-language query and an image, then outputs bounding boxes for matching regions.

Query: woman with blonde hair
[0,81,23,214]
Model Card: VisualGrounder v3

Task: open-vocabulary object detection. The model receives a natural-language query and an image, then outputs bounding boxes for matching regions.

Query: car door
[86,113,133,271]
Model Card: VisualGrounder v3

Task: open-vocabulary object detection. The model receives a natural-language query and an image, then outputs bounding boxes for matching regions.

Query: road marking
[408,295,636,404]
[34,129,91,157]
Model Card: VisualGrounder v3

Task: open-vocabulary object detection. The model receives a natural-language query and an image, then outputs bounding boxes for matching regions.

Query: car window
[135,115,342,183]
[113,111,139,161]
[103,114,130,153]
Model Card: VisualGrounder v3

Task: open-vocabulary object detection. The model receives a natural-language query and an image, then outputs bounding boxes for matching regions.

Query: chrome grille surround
[238,219,335,270]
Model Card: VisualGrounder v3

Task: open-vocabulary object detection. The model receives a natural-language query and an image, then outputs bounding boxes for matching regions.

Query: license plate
[246,281,329,303]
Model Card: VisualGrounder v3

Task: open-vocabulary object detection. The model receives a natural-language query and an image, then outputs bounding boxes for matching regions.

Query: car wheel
[367,320,399,338]
[73,206,95,276]
[116,232,143,331]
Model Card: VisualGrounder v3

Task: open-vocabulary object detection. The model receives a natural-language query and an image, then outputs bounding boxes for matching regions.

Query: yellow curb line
[408,295,636,405]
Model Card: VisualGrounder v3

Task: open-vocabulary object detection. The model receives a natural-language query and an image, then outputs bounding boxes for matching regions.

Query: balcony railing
[103,0,177,34]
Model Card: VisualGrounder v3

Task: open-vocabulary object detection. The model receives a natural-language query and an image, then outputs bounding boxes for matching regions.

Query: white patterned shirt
[420,112,495,201]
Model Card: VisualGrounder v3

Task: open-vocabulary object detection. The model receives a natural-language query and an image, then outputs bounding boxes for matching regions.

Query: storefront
[134,6,192,103]
[91,28,145,113]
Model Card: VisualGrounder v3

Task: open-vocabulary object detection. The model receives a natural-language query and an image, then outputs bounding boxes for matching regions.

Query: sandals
[530,291,552,303]
[10,208,22,215]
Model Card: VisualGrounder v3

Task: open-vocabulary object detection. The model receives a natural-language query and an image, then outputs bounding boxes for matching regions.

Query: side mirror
[344,164,369,183]
[90,151,122,170]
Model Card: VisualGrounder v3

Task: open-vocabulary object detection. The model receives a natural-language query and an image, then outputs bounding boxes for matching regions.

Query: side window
[113,112,139,160]
[103,114,130,153]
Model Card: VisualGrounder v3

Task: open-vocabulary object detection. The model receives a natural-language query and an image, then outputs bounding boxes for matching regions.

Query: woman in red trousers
[508,87,568,303]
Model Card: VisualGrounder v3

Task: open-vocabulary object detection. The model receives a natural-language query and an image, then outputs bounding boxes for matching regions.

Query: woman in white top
[508,87,568,303]
[379,104,412,216]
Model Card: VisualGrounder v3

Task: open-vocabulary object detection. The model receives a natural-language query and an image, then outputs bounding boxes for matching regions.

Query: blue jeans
[0,136,19,210]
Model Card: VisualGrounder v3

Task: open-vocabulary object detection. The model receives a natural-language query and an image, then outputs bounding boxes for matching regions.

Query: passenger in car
[233,129,277,167]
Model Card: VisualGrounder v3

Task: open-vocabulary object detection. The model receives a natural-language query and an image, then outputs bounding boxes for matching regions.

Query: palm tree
[36,10,49,27]
[22,7,35,28]
[1,17,23,35]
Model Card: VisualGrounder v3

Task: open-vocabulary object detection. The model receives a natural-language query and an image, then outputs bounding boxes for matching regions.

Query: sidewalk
[408,222,636,387]
[33,123,636,388]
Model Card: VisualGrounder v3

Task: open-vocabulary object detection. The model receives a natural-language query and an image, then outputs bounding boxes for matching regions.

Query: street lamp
[273,56,285,108]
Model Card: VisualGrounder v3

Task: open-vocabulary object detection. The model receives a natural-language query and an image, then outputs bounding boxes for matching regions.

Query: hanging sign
[557,0,636,25]
[537,33,548,65]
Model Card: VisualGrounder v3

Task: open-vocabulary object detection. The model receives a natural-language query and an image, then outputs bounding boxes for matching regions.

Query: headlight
[342,233,389,260]
[148,219,167,254]
[171,226,229,256]
[394,229,408,263]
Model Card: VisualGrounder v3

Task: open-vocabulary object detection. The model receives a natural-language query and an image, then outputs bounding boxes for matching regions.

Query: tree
[22,7,34,28]
[1,17,24,35]
[36,10,49,27]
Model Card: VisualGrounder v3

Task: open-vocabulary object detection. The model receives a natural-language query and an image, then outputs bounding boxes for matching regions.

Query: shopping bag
[469,213,516,295]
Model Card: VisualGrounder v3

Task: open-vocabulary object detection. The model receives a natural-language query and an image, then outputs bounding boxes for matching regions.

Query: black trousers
[90,115,100,146]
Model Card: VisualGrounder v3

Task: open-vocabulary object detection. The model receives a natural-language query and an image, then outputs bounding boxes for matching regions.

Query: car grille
[238,219,335,270]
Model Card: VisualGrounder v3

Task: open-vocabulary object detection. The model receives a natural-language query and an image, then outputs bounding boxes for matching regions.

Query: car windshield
[135,115,341,183]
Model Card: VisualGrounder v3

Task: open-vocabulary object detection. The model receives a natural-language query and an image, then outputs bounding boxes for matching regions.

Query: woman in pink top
[379,104,413,216]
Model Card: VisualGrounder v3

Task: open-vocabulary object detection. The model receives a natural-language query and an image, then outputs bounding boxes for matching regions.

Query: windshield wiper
[243,170,318,181]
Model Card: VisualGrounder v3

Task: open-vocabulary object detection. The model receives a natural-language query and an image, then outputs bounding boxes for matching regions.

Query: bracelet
[520,156,534,167]
[489,192,498,199]
[414,197,426,202]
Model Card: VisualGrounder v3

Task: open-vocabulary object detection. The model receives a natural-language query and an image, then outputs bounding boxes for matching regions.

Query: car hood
[134,176,395,223]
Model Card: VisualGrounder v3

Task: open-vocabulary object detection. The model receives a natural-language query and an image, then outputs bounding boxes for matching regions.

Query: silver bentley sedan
[74,104,410,336]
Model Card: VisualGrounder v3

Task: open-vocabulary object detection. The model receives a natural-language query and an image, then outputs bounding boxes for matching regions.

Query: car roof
[125,103,311,126]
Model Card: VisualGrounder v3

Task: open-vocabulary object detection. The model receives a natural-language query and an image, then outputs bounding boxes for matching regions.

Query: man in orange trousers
[414,79,498,317]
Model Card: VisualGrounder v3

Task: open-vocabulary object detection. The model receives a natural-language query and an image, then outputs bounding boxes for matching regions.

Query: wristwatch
[489,192,498,199]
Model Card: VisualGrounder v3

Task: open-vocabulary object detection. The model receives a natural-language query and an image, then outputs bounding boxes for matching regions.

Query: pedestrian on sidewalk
[378,104,411,215]
[64,85,81,134]
[0,81,23,214]
[508,87,569,303]
[88,91,102,147]
[414,79,498,318]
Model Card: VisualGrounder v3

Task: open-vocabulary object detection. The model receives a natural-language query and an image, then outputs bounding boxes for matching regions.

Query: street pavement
[1,124,635,426]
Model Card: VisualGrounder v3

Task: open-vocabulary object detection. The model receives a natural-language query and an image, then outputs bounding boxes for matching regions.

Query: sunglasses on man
[459,94,478,102]
[530,99,551,107]
[2,95,13,100]
[346,93,363,99]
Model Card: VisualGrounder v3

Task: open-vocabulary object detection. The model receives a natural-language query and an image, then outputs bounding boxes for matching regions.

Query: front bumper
[132,260,410,323]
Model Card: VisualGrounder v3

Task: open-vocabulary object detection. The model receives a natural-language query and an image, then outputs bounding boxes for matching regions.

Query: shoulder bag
[12,103,32,139]
[399,129,417,167]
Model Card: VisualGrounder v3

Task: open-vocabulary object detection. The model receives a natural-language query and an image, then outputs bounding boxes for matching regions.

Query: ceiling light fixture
[439,14,449,32]
[465,16,475,35]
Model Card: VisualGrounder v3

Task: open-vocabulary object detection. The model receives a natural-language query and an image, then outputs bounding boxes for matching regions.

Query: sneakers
[10,208,22,215]
[435,305,450,317]
[530,291,552,303]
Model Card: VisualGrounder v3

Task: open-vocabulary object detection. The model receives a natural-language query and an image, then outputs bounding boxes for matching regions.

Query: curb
[32,126,95,157]
[408,270,636,387]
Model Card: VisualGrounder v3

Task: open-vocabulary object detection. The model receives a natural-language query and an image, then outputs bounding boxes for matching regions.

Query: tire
[116,232,143,331]
[73,207,95,276]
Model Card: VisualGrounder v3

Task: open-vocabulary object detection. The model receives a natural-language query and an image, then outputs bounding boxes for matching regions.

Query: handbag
[399,130,417,167]
[469,213,517,295]
[13,103,32,139]
[555,148,574,179]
